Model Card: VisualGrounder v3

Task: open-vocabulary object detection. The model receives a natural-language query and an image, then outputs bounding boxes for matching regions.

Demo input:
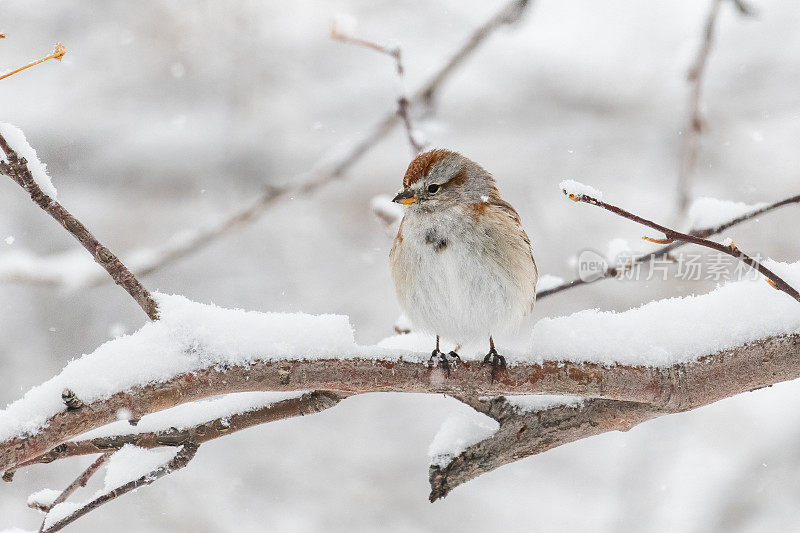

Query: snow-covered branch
[40,442,198,533]
[429,397,659,501]
[11,391,348,472]
[2,331,799,499]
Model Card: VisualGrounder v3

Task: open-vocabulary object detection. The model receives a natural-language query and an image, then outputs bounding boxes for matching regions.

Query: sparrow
[389,149,538,378]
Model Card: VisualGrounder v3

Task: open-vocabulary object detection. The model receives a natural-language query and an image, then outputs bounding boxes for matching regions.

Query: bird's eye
[427,184,440,193]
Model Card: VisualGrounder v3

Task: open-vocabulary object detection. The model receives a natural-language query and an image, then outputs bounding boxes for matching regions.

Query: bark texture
[0,134,159,320]
[2,333,798,477]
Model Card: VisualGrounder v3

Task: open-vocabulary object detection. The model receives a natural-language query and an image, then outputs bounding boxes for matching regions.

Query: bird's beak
[392,189,416,205]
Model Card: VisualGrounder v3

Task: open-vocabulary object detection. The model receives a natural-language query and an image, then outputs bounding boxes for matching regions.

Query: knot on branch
[95,246,114,264]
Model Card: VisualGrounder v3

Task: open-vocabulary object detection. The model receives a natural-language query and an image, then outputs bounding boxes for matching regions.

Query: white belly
[390,209,534,343]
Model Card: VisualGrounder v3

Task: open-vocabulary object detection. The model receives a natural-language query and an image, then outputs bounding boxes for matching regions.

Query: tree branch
[0,42,66,82]
[12,391,348,471]
[677,0,753,214]
[2,333,798,475]
[41,442,199,533]
[561,187,800,303]
[429,398,660,501]
[0,132,159,320]
[32,453,111,532]
[538,192,800,299]
[331,18,426,154]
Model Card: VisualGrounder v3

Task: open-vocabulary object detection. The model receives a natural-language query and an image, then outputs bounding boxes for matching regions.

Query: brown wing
[481,199,538,311]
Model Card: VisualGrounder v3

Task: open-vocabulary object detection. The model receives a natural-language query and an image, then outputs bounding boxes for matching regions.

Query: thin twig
[0,42,66,82]
[0,132,159,320]
[35,453,111,532]
[14,391,348,470]
[677,0,753,215]
[0,0,530,289]
[331,21,425,154]
[41,442,199,533]
[562,188,800,303]
[539,193,800,299]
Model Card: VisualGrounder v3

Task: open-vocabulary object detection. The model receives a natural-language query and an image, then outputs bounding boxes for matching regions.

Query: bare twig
[41,442,199,533]
[48,454,111,510]
[33,453,111,532]
[0,42,66,82]
[562,188,800,303]
[331,20,425,154]
[3,332,798,475]
[677,0,753,215]
[13,391,348,470]
[0,132,159,320]
[0,0,530,289]
[539,193,800,299]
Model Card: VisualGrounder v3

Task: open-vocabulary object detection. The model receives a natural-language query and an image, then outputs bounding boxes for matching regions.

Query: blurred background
[2,0,800,531]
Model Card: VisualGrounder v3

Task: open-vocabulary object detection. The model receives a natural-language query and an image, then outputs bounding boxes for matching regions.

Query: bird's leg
[428,336,460,374]
[482,336,506,383]
[428,335,443,366]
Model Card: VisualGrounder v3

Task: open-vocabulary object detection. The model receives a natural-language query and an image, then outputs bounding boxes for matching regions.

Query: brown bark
[15,391,348,469]
[429,398,661,501]
[41,442,199,533]
[0,133,159,320]
[2,333,798,476]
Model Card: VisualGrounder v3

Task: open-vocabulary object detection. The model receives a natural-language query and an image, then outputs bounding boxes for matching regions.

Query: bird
[389,149,538,379]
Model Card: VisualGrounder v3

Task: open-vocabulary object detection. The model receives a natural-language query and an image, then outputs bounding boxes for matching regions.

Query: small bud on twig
[642,236,675,244]
[0,41,68,82]
[62,388,84,410]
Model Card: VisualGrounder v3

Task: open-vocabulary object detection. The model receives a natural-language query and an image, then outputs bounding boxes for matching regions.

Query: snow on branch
[11,391,347,472]
[429,397,661,500]
[687,196,768,230]
[40,442,197,533]
[0,123,56,198]
[2,268,800,483]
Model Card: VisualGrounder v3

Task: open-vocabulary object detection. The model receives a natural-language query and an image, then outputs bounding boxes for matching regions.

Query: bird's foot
[428,350,461,375]
[482,348,506,383]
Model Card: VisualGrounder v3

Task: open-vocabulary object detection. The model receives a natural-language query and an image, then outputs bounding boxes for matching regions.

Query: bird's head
[392,149,499,210]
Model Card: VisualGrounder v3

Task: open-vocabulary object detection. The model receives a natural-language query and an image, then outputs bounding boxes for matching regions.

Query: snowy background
[2,0,800,531]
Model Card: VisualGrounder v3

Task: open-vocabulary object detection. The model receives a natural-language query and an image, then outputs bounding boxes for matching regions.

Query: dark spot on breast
[425,228,447,252]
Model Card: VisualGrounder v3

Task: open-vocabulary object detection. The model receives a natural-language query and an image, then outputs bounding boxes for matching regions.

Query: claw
[482,348,506,383]
[428,349,460,375]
